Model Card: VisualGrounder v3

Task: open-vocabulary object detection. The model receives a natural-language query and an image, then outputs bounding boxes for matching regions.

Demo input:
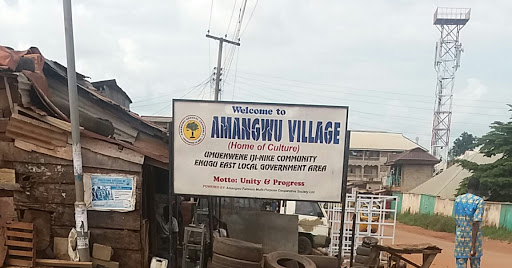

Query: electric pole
[206,34,240,101]
[63,0,90,261]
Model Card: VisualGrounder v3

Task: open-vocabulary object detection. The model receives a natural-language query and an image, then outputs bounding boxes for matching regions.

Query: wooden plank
[7,118,67,148]
[14,183,76,205]
[7,250,33,257]
[3,77,14,112]
[421,254,437,268]
[133,132,168,162]
[14,140,72,161]
[6,221,33,230]
[36,259,92,268]
[82,137,144,165]
[0,183,22,191]
[6,240,33,248]
[13,163,75,184]
[15,203,141,231]
[112,249,142,268]
[7,122,66,149]
[0,141,71,166]
[14,186,141,209]
[6,231,33,239]
[0,197,16,222]
[15,106,72,132]
[6,258,33,267]
[0,168,15,183]
[52,227,141,251]
[0,118,8,132]
[81,148,142,173]
[12,163,142,187]
[10,114,67,140]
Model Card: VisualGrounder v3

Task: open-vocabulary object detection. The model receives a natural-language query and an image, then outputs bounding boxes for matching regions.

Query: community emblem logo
[179,115,206,145]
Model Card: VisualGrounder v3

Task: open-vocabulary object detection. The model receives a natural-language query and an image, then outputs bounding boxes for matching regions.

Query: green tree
[457,105,512,202]
[186,121,199,138]
[449,131,478,159]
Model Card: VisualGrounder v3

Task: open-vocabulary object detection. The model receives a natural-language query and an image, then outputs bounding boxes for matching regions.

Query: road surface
[387,223,512,268]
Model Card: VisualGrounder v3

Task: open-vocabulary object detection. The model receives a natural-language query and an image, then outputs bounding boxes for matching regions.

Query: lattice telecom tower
[431,7,471,166]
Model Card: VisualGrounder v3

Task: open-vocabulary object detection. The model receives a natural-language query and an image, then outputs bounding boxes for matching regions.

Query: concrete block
[54,237,70,260]
[92,243,113,261]
[92,258,119,268]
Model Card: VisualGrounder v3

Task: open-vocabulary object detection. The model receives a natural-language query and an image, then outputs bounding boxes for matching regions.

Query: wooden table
[364,243,442,268]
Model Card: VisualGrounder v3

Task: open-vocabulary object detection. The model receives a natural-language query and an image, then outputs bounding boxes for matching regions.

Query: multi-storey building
[348,131,420,188]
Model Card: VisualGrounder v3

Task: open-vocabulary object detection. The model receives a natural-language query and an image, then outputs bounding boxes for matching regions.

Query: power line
[241,0,259,36]
[226,0,238,37]
[231,78,506,117]
[235,70,510,104]
[131,76,212,105]
[208,0,214,32]
[228,82,499,126]
[231,48,240,100]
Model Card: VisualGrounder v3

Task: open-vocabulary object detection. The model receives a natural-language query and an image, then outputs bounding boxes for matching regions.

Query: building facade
[347,131,421,189]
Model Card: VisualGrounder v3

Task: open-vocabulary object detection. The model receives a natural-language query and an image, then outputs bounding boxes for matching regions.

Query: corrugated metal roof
[409,150,501,199]
[350,131,421,151]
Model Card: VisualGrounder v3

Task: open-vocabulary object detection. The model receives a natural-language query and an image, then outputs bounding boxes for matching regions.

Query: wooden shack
[0,46,170,267]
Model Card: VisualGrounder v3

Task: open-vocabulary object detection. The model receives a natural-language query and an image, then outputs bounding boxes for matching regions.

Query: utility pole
[63,0,90,261]
[206,34,240,100]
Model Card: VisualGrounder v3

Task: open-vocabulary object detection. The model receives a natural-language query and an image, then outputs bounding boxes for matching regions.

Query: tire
[212,253,261,268]
[362,236,379,247]
[354,255,370,264]
[213,237,263,262]
[356,246,372,256]
[304,255,338,268]
[298,236,313,255]
[354,255,379,267]
[264,251,317,268]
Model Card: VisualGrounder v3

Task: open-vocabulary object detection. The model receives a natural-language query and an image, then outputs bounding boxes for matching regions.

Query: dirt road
[388,223,512,268]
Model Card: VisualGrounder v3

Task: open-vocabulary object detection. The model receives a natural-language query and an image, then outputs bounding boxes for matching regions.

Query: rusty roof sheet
[385,147,439,165]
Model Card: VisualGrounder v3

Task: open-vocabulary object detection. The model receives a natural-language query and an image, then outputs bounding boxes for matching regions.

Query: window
[295,202,323,217]
[350,151,364,158]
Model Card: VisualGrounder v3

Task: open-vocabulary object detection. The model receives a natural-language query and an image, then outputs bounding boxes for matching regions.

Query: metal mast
[431,7,471,168]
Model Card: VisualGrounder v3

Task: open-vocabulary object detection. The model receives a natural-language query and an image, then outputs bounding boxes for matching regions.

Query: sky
[1,0,511,150]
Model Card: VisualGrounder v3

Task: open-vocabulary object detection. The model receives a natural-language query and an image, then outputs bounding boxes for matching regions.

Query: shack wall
[0,141,144,268]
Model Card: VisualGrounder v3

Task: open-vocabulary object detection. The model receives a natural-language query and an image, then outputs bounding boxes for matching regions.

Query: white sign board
[173,100,348,202]
[84,173,136,212]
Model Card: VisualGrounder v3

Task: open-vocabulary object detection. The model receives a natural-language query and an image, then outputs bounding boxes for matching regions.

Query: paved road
[387,223,512,268]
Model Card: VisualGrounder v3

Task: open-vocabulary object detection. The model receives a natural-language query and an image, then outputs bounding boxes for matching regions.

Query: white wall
[401,193,421,214]
[483,202,502,227]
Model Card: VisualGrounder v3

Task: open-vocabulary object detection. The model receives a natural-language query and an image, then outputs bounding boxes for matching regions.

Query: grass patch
[397,212,512,243]
[482,226,512,242]
[397,212,456,234]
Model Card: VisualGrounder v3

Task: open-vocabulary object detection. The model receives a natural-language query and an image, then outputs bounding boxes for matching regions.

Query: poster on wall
[173,99,349,202]
[84,173,136,212]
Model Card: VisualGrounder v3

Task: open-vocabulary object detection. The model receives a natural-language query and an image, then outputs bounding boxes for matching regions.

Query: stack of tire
[211,237,263,268]
[265,252,317,268]
[352,237,380,268]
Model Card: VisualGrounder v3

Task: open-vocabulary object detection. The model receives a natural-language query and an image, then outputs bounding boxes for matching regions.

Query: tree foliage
[186,122,199,132]
[457,105,512,202]
[449,132,478,159]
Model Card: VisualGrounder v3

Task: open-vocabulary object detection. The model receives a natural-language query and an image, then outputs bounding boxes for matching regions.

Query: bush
[397,212,512,242]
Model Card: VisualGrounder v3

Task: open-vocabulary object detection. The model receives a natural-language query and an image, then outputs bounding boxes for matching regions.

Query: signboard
[84,173,136,212]
[173,100,348,202]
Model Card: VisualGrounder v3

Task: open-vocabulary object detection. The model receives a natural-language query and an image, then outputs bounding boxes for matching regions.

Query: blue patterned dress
[454,193,484,261]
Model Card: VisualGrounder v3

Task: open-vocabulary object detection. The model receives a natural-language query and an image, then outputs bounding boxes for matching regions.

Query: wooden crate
[5,221,35,267]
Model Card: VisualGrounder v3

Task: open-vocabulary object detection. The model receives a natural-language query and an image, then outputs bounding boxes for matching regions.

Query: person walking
[453,177,484,268]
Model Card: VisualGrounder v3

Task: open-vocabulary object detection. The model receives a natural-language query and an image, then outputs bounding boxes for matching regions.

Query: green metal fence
[499,203,512,230]
[419,195,436,215]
